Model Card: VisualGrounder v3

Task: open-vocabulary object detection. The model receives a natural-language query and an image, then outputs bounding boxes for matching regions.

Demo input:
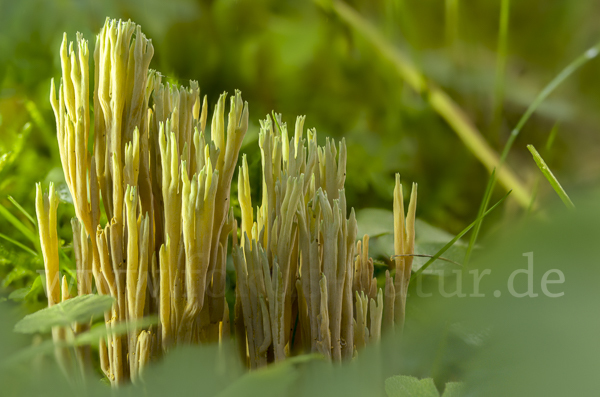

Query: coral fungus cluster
[35,18,417,385]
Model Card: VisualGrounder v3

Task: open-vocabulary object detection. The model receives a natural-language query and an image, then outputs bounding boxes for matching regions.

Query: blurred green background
[1,0,600,395]
[3,0,600,231]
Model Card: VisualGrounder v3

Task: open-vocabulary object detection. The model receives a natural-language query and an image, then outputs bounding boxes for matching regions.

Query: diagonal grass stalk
[492,0,510,141]
[527,123,559,212]
[445,0,459,49]
[320,0,531,207]
[464,40,600,267]
[527,144,574,209]
[411,189,511,280]
[7,195,37,226]
[0,232,37,256]
[0,201,38,243]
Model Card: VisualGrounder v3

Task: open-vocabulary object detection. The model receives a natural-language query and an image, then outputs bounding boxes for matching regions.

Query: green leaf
[385,375,439,397]
[24,275,43,300]
[74,316,159,346]
[2,266,35,288]
[415,219,457,243]
[527,144,574,209]
[3,316,158,366]
[356,208,394,238]
[356,213,466,274]
[5,272,40,303]
[357,215,463,244]
[13,294,115,334]
[214,356,315,397]
[8,287,29,302]
[357,216,469,274]
[441,382,465,397]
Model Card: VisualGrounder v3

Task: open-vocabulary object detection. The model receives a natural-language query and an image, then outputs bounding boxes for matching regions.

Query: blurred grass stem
[324,0,531,207]
[465,41,600,267]
[492,0,510,142]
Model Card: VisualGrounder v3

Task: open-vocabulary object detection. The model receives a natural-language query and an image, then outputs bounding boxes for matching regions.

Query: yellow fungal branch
[35,183,60,307]
[392,175,417,331]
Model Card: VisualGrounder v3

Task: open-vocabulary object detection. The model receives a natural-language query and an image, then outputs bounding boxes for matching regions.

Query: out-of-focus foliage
[459,196,600,396]
[384,375,464,397]
[2,195,598,395]
[3,0,600,237]
[2,0,600,395]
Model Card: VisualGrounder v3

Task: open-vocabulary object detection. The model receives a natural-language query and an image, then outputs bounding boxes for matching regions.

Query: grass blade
[527,123,560,212]
[411,189,511,280]
[7,196,37,226]
[492,0,510,139]
[464,42,599,266]
[0,202,38,243]
[463,169,496,268]
[527,144,574,209]
[500,42,600,168]
[445,0,459,48]
[0,233,37,256]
